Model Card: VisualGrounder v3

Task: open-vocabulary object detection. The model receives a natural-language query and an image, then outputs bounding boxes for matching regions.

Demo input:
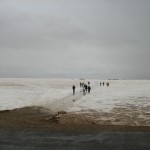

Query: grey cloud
[0,0,150,79]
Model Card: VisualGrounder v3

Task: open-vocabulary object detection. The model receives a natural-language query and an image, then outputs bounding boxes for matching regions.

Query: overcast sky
[0,0,150,79]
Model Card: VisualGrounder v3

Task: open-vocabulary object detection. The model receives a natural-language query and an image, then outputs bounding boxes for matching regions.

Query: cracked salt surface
[0,78,150,115]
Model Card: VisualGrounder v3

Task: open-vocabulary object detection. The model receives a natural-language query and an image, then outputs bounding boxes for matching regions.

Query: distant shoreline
[0,77,150,80]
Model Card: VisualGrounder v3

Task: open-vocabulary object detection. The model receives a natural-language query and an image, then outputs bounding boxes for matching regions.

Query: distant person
[83,86,86,95]
[106,82,109,86]
[84,84,87,92]
[88,82,90,85]
[100,82,101,86]
[72,85,76,95]
[103,82,105,86]
[80,82,82,92]
[82,82,84,87]
[88,86,91,93]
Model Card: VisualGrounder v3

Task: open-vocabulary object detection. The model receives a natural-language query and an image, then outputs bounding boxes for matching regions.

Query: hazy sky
[0,0,150,79]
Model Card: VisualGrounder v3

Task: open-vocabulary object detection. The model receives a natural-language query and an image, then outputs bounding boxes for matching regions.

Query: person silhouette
[80,82,82,88]
[106,82,109,86]
[88,86,91,93]
[72,85,76,95]
[83,86,86,95]
[84,84,87,92]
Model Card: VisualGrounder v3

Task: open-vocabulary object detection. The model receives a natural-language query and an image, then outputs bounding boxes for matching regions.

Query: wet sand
[0,106,150,132]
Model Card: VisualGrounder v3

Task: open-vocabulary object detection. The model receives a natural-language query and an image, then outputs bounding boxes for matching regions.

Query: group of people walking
[100,82,109,86]
[80,82,91,95]
[72,81,91,96]
[72,81,110,95]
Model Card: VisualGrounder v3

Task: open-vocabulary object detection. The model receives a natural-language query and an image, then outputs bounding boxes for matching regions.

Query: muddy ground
[0,106,150,132]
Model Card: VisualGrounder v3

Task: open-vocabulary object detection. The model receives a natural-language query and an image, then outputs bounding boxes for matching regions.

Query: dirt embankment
[0,106,150,132]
